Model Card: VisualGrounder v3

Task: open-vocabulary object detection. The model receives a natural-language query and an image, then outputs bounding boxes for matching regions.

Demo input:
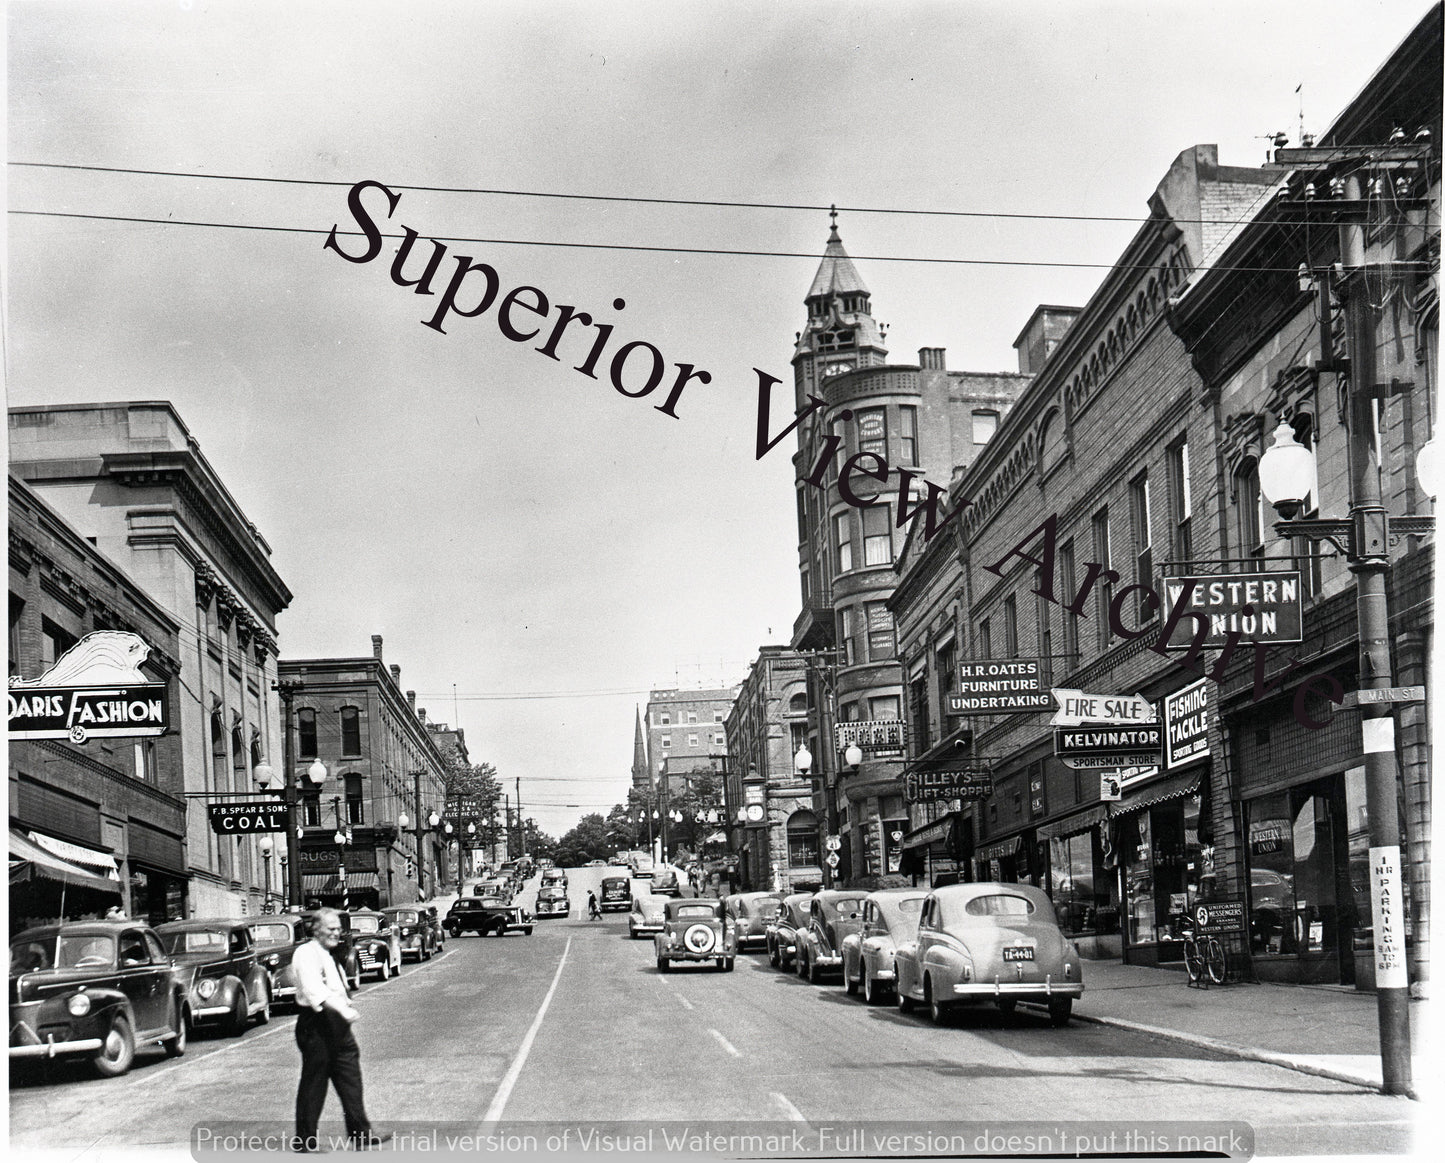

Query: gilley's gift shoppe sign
[8,631,169,744]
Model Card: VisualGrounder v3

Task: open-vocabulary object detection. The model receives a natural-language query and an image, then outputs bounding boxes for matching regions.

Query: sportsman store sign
[949,659,1053,713]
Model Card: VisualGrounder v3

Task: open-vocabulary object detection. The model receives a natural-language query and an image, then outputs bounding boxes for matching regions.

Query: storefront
[1111,768,1204,967]
[972,831,1038,886]
[899,812,968,886]
[1036,804,1120,958]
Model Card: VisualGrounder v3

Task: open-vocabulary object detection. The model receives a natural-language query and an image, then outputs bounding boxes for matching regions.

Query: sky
[6,0,1436,839]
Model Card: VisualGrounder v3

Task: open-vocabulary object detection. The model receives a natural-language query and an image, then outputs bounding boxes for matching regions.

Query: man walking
[291,909,390,1152]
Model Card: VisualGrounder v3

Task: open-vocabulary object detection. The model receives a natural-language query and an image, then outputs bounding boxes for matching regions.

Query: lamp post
[258,834,274,912]
[270,678,304,908]
[331,797,352,911]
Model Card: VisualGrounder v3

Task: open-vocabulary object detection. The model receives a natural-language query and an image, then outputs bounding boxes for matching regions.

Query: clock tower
[792,210,888,408]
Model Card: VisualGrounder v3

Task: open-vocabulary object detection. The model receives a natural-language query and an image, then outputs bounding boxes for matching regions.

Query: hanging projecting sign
[8,632,169,743]
[835,719,907,751]
[905,767,994,802]
[1053,725,1162,769]
[1160,572,1303,648]
[208,802,288,833]
[949,660,1053,714]
[1050,688,1157,727]
[1164,679,1211,768]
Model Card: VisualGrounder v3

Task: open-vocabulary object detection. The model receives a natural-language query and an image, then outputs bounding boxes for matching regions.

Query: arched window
[297,708,317,757]
[345,773,364,825]
[786,810,819,869]
[340,706,361,756]
[1038,409,1067,476]
[1234,457,1264,562]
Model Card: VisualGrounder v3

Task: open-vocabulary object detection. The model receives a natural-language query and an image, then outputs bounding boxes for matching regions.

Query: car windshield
[743,896,783,917]
[350,916,380,933]
[163,930,226,955]
[822,896,866,919]
[250,922,294,946]
[391,910,420,924]
[672,905,716,920]
[539,889,563,900]
[478,897,508,908]
[940,892,1039,928]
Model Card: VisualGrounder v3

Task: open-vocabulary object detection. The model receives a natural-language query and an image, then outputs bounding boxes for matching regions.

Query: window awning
[9,829,123,896]
[901,817,955,851]
[974,835,1022,862]
[303,872,380,895]
[1036,804,1111,841]
[27,831,119,878]
[1108,769,1203,817]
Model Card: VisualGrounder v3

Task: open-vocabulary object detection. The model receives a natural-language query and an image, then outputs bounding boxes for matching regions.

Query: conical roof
[805,223,870,300]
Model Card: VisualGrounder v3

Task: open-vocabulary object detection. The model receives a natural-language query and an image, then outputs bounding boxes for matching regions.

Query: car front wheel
[863,967,884,1005]
[844,963,859,995]
[163,1003,188,1058]
[375,958,390,982]
[227,988,249,1038]
[896,982,914,1013]
[926,978,950,1026]
[255,983,271,1024]
[92,1012,136,1077]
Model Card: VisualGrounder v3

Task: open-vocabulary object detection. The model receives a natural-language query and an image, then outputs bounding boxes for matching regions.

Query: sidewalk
[1072,958,1430,1093]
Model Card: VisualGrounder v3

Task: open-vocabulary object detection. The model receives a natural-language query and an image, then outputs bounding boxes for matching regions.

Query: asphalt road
[9,866,1417,1158]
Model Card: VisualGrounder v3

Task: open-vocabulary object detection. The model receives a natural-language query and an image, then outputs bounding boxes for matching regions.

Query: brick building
[9,474,188,926]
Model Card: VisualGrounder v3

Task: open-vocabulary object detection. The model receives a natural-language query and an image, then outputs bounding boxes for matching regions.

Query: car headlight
[265,953,281,968]
[197,978,218,1000]
[67,993,91,1017]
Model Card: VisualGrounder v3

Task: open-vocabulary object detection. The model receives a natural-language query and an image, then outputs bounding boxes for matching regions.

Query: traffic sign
[825,852,841,868]
[825,835,842,851]
[1342,686,1425,707]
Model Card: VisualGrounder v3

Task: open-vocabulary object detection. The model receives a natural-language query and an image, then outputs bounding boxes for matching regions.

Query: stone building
[9,474,188,926]
[9,402,292,917]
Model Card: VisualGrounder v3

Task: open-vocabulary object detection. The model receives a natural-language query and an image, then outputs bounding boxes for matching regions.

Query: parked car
[629,854,656,879]
[840,888,927,1004]
[446,896,533,937]
[650,869,682,897]
[156,919,272,1036]
[381,906,438,962]
[535,886,570,919]
[892,883,1084,1027]
[766,893,814,970]
[540,868,568,889]
[346,910,403,981]
[796,890,869,983]
[247,915,310,1007]
[424,905,446,949]
[10,920,188,1077]
[475,878,512,902]
[628,895,667,939]
[654,899,736,972]
[600,875,631,913]
[724,892,785,951]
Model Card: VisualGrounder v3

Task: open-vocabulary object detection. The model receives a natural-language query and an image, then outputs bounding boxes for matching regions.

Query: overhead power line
[6,208,1370,276]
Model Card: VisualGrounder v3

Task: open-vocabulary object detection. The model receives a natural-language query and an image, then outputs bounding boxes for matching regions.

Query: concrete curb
[1071,1011,1409,1096]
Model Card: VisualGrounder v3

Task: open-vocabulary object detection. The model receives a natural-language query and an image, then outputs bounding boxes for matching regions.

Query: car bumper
[192,1003,233,1019]
[10,1030,104,1058]
[950,981,1084,999]
[811,953,843,970]
[631,923,665,934]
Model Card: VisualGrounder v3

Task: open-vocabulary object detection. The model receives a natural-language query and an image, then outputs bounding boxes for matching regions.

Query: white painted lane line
[675,994,694,1011]
[481,935,571,1125]
[772,1092,808,1123]
[708,1028,741,1058]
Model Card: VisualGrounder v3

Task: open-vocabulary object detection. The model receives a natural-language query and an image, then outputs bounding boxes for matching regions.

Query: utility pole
[274,678,304,908]
[411,769,427,900]
[1266,141,1435,1097]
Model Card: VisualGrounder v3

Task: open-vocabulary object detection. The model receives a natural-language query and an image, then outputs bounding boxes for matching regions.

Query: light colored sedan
[628,895,667,939]
[840,888,927,1004]
[723,892,784,952]
[893,883,1084,1027]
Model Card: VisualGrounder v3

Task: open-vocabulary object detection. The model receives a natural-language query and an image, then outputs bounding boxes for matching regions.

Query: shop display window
[1124,812,1154,944]
[1048,830,1119,936]
[1246,792,1297,954]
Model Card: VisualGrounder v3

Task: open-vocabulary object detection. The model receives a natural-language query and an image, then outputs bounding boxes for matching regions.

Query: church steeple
[630,706,649,792]
[793,208,887,395]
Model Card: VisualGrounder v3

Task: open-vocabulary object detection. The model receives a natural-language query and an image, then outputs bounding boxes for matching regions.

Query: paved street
[10,869,1417,1157]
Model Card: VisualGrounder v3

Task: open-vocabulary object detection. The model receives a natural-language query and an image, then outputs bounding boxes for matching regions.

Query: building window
[1003,595,1018,657]
[837,606,857,666]
[1059,539,1079,664]
[1035,577,1053,688]
[870,695,900,720]
[978,618,991,659]
[1166,436,1193,565]
[210,706,227,758]
[857,408,887,459]
[1129,471,1155,623]
[231,722,245,769]
[1092,508,1113,649]
[9,594,24,677]
[972,410,999,444]
[132,738,157,785]
[713,733,724,745]
[834,417,849,479]
[345,773,364,825]
[688,734,699,747]
[1235,460,1264,562]
[687,712,697,724]
[659,713,670,725]
[790,720,808,758]
[298,708,318,758]
[899,406,918,466]
[862,504,892,566]
[787,811,820,868]
[713,711,723,723]
[302,792,321,828]
[936,639,956,725]
[40,616,77,672]
[909,670,931,751]
[865,601,896,662]
[340,707,361,755]
[835,512,853,573]
[661,735,671,748]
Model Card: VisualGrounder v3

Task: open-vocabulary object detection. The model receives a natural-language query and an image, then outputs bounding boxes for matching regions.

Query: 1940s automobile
[247,915,309,1008]
[892,883,1084,1027]
[628,895,667,939]
[839,888,927,1004]
[534,885,570,919]
[765,893,814,971]
[600,875,631,913]
[796,890,868,983]
[155,918,272,1036]
[10,920,189,1077]
[381,905,438,962]
[723,891,784,952]
[446,896,533,937]
[654,899,736,972]
[346,910,403,981]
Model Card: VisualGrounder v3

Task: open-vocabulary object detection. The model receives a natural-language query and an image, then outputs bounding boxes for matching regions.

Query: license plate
[1002,946,1035,962]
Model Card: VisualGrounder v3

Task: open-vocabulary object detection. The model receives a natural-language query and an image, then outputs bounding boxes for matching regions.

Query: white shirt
[292,940,350,1012]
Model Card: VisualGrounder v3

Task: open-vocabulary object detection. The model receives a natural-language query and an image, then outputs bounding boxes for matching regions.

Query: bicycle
[1178,921,1227,987]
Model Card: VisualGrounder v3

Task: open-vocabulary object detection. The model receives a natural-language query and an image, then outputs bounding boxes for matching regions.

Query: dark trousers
[294,1008,370,1145]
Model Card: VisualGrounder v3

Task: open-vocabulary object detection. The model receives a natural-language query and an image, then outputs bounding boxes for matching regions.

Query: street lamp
[258,834,274,911]
[330,797,352,910]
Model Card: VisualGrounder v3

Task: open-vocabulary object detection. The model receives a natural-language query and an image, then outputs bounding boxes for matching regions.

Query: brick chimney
[390,663,401,686]
[371,634,383,662]
[418,707,427,725]
[918,347,946,370]
[406,690,416,712]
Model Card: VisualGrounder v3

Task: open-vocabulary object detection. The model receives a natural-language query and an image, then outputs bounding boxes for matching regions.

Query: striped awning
[901,817,955,851]
[9,829,123,896]
[27,831,119,878]
[1108,769,1202,817]
[974,834,1022,862]
[302,872,379,895]
[1036,804,1111,841]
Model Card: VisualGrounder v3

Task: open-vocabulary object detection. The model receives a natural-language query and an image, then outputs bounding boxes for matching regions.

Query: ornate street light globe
[253,761,273,789]
[1258,421,1315,519]
[444,822,454,835]
[333,829,347,847]
[844,744,864,768]
[467,822,477,835]
[307,759,328,785]
[1417,439,1439,499]
[794,745,813,775]
[398,811,410,829]
[428,811,440,828]
[258,835,274,855]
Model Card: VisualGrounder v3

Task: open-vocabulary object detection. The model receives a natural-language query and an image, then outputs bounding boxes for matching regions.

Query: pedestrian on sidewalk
[290,908,390,1152]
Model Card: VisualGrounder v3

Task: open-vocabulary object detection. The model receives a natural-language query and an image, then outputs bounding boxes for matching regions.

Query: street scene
[6,2,1439,1161]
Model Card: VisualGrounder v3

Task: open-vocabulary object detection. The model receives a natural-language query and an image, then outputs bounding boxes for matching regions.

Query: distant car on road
[650,869,682,897]
[840,888,927,1004]
[629,896,667,939]
[600,876,631,913]
[892,883,1084,1026]
[629,854,655,879]
[535,886,570,919]
[724,892,784,952]
[10,920,189,1077]
[447,896,533,937]
[381,906,438,962]
[586,859,606,867]
[156,919,272,1036]
[541,868,568,890]
[796,890,868,983]
[654,899,736,972]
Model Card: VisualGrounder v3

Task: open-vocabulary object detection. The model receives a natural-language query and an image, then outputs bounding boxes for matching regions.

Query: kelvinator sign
[905,767,994,803]
[948,660,1053,714]
[1053,725,1163,770]
[8,632,168,743]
